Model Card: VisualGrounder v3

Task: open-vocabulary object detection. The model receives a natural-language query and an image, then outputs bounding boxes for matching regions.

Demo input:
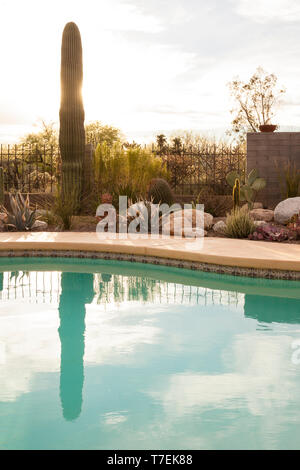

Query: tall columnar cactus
[233,178,240,210]
[0,167,4,207]
[59,22,85,209]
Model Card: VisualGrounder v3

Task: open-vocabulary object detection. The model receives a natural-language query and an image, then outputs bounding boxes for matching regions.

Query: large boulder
[274,197,300,225]
[160,209,210,237]
[250,208,274,222]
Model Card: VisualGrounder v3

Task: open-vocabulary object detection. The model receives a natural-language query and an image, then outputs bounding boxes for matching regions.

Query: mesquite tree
[59,22,85,209]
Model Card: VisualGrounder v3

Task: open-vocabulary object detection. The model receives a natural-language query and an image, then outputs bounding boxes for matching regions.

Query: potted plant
[259,124,278,133]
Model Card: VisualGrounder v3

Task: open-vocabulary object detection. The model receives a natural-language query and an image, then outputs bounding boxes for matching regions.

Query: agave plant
[1,193,37,231]
[226,169,266,209]
[127,198,161,234]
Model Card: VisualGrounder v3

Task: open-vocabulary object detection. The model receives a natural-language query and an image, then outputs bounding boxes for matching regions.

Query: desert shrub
[38,209,60,227]
[195,187,232,217]
[53,188,80,230]
[24,170,55,193]
[276,160,300,198]
[94,142,168,198]
[224,207,255,238]
[111,183,142,212]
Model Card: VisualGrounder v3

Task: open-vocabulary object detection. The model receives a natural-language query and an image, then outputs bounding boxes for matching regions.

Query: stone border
[0,249,299,280]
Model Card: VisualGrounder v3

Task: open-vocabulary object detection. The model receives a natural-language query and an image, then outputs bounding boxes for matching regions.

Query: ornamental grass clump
[94,143,168,200]
[224,207,255,239]
[276,160,300,198]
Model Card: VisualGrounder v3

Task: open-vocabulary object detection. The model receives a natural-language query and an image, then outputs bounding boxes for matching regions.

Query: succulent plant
[59,22,85,209]
[1,193,37,231]
[148,178,174,206]
[227,169,266,209]
[249,223,290,242]
[128,198,161,234]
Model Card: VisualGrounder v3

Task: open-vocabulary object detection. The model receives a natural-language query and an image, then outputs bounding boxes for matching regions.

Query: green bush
[194,187,232,217]
[224,207,255,239]
[94,143,168,198]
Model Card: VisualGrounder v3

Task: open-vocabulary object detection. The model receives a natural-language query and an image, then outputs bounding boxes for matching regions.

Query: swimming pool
[1,257,300,450]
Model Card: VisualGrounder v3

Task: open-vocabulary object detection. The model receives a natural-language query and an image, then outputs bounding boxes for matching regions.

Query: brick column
[247,132,300,208]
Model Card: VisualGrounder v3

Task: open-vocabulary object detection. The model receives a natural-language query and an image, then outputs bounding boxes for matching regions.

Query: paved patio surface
[0,232,299,272]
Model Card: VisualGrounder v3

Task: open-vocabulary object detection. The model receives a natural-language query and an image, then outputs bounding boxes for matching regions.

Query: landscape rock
[253,220,267,227]
[203,212,214,229]
[213,220,226,233]
[213,216,226,224]
[250,208,274,222]
[241,202,263,209]
[160,209,210,238]
[242,202,263,211]
[274,197,300,225]
[32,220,48,231]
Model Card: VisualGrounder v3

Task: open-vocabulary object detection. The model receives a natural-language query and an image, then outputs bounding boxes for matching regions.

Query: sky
[1,0,300,143]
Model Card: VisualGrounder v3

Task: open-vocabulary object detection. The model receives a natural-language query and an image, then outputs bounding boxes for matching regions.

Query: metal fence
[154,144,246,195]
[0,144,58,193]
[0,142,246,197]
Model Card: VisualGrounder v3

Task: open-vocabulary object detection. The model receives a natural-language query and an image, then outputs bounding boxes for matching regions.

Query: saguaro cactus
[59,22,85,209]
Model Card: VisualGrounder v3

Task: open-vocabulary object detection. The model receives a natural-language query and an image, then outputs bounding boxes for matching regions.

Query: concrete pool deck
[0,232,299,275]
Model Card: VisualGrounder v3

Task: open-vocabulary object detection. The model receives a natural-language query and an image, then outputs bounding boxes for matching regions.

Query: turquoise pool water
[0,257,300,450]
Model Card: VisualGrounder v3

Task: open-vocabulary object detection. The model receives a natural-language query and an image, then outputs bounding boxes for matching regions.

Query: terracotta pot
[259,124,277,133]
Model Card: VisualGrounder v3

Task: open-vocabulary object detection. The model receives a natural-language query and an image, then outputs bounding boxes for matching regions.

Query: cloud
[232,0,300,23]
[146,333,300,448]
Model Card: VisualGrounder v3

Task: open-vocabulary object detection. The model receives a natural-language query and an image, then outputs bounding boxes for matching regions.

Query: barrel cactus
[148,178,174,206]
[59,22,85,210]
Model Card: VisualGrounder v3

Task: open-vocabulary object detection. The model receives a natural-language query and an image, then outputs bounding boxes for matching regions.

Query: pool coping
[0,232,299,280]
